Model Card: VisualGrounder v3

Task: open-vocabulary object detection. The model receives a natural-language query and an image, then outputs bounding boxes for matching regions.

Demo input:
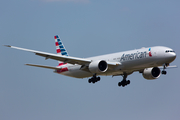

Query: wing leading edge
[4,45,91,65]
[4,45,121,69]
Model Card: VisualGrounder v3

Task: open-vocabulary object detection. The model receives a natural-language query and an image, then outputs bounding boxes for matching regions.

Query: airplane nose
[171,52,176,61]
[174,52,176,58]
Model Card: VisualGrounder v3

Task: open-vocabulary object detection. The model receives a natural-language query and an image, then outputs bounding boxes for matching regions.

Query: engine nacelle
[143,67,161,80]
[89,60,108,74]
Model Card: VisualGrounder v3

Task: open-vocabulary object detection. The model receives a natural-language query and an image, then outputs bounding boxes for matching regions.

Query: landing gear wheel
[88,79,92,83]
[122,84,125,87]
[162,63,168,75]
[127,80,130,85]
[162,71,167,75]
[118,73,131,87]
[118,82,121,87]
[88,74,101,84]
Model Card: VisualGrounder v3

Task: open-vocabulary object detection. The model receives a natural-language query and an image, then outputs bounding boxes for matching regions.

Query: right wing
[4,45,91,65]
[5,45,121,69]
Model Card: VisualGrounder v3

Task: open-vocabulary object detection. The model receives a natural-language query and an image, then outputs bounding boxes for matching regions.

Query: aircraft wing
[159,65,177,69]
[5,45,91,65]
[5,45,121,67]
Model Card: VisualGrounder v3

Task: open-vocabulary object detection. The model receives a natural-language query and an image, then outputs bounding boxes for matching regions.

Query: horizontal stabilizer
[25,64,61,70]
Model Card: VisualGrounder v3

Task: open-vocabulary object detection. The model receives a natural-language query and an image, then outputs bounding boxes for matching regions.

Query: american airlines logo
[120,51,147,61]
[149,48,152,57]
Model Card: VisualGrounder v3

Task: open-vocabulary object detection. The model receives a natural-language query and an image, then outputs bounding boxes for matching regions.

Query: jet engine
[142,67,161,80]
[89,60,108,73]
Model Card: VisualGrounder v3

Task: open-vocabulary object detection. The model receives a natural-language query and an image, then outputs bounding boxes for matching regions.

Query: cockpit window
[165,50,175,53]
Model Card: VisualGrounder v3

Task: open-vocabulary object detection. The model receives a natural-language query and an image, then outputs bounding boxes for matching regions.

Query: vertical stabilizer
[54,35,69,56]
[54,35,69,65]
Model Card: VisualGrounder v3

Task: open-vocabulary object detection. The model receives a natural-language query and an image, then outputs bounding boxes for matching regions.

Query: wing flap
[35,52,91,65]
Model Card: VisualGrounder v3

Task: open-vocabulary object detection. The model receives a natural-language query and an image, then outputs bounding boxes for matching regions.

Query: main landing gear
[88,74,100,84]
[118,73,130,87]
[162,63,168,75]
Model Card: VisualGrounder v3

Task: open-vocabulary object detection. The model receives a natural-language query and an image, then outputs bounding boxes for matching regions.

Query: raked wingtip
[4,45,11,47]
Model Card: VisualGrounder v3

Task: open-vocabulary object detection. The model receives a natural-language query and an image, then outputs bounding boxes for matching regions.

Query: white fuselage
[57,46,176,78]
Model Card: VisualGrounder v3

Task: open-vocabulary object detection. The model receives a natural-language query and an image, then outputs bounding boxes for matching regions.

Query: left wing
[159,65,177,69]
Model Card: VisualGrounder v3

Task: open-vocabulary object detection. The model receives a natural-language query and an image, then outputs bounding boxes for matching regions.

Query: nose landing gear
[162,63,169,75]
[162,70,167,75]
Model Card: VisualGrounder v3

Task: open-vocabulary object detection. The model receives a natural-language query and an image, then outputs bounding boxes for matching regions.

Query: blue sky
[0,0,180,120]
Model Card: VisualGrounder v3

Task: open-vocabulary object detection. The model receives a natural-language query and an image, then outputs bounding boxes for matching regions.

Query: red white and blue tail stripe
[54,35,69,56]
[54,35,69,66]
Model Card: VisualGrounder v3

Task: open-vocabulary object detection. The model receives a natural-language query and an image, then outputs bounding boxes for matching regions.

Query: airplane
[4,35,177,87]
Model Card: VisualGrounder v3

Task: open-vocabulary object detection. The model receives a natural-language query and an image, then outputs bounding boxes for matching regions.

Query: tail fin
[54,35,69,56]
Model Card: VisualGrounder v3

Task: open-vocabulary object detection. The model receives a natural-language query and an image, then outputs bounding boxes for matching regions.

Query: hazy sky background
[0,0,180,120]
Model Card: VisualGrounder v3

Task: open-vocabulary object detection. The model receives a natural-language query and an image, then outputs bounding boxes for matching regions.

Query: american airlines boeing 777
[5,35,177,87]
